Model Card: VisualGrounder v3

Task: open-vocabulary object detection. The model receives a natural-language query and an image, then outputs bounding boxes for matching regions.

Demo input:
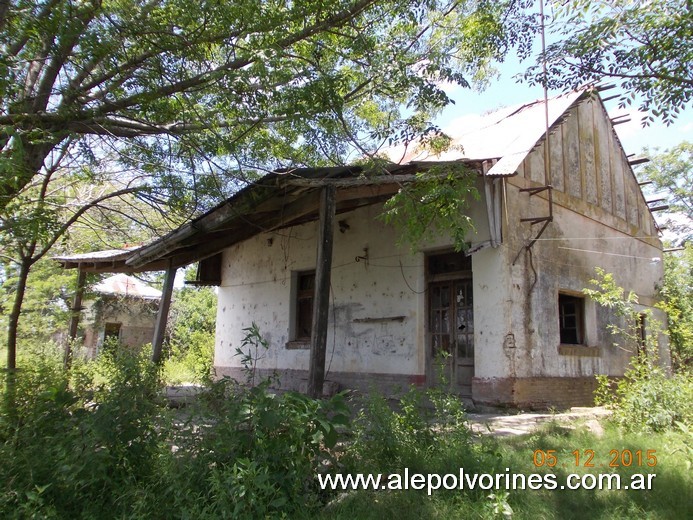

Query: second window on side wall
[558,293,585,345]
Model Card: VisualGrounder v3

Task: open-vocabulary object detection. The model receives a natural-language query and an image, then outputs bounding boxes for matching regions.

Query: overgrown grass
[323,418,691,520]
[2,341,691,519]
[0,345,347,519]
[489,421,691,520]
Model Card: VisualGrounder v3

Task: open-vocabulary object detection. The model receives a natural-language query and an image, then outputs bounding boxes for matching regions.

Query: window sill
[558,344,600,357]
[286,340,310,350]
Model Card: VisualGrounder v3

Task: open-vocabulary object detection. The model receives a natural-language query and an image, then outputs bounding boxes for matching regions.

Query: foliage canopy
[0,0,537,211]
[526,0,692,125]
[641,141,692,243]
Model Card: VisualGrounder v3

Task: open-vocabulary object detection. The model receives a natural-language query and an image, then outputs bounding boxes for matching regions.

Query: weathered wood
[611,138,627,220]
[564,107,582,200]
[283,174,417,187]
[64,268,87,368]
[528,141,545,184]
[307,185,336,398]
[151,260,176,364]
[549,125,565,192]
[578,99,598,205]
[594,102,613,213]
[127,183,279,268]
[165,183,402,268]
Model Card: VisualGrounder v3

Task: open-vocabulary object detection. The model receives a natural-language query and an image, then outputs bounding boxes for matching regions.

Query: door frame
[424,251,474,395]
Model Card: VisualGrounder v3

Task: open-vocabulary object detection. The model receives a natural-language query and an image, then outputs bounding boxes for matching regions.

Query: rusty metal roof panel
[54,248,137,263]
[397,90,586,176]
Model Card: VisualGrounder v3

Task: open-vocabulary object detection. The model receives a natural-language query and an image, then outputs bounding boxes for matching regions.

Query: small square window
[104,322,121,341]
[558,294,584,345]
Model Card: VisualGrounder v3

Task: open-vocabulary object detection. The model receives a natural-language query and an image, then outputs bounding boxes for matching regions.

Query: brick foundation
[214,367,600,409]
[214,366,425,397]
[473,376,600,410]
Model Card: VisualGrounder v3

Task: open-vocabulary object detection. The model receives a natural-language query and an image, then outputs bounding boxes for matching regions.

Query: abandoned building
[51,266,162,358]
[56,89,669,408]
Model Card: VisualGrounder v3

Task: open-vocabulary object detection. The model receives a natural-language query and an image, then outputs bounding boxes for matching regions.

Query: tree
[1,0,537,372]
[164,281,217,383]
[636,142,693,370]
[659,244,693,370]
[641,141,692,243]
[0,167,150,371]
[525,0,692,125]
[0,0,537,211]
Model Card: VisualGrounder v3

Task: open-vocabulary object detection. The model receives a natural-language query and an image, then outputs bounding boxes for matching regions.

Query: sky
[434,51,692,160]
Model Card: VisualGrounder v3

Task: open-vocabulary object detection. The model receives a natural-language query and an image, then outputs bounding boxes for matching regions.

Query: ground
[467,407,611,437]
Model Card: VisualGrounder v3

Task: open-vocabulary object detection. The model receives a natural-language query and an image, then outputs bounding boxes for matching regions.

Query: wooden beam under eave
[151,259,176,364]
[283,173,418,188]
[64,268,87,369]
[159,183,404,269]
[164,193,324,268]
[308,185,336,398]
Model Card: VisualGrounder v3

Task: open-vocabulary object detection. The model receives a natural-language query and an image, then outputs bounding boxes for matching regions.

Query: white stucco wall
[214,177,502,380]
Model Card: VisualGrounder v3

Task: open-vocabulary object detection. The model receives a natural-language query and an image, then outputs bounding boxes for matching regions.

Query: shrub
[344,385,486,478]
[160,379,350,519]
[0,346,168,519]
[1,338,350,519]
[596,358,692,432]
[587,268,692,432]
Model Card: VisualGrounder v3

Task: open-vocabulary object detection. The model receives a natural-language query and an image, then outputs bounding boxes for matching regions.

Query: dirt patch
[467,406,611,437]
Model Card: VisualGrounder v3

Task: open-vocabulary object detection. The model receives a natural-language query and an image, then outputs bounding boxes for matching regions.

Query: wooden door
[429,278,474,395]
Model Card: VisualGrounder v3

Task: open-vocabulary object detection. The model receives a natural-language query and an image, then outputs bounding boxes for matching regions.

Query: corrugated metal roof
[396,90,585,176]
[92,273,162,299]
[54,248,137,263]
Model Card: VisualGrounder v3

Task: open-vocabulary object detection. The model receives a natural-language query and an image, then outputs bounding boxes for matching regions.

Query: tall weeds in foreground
[586,268,692,433]
[0,341,350,519]
[344,386,480,475]
[0,345,164,518]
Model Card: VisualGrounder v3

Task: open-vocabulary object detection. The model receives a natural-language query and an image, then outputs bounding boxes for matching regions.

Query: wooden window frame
[558,293,585,345]
[287,270,315,348]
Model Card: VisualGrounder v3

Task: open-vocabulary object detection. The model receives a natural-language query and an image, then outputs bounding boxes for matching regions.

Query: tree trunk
[4,257,31,417]
[6,257,31,372]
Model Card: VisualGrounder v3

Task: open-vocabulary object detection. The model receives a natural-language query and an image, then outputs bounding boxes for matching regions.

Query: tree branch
[34,186,143,262]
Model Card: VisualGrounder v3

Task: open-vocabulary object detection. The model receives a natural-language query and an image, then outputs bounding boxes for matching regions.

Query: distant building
[81,274,161,358]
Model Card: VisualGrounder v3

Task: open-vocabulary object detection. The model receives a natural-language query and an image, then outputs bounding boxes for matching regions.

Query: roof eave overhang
[125,160,487,270]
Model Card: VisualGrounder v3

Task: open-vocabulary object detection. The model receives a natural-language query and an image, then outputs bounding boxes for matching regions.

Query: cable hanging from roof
[511,0,555,268]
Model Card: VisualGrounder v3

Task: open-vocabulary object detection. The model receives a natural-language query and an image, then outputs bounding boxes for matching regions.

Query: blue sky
[434,56,693,159]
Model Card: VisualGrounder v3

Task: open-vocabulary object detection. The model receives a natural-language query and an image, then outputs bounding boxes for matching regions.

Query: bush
[344,385,489,478]
[0,342,350,519]
[596,358,692,433]
[587,268,693,433]
[0,347,167,519]
[163,286,217,384]
[157,379,350,519]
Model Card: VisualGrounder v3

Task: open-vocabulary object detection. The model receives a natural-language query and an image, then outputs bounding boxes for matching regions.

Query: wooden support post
[151,259,176,364]
[307,185,336,398]
[64,268,87,369]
